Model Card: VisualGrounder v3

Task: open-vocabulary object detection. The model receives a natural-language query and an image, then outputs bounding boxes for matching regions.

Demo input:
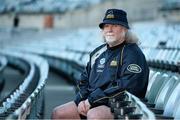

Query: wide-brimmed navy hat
[99,9,129,29]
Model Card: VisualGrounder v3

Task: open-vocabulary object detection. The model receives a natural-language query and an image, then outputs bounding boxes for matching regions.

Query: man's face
[102,24,127,47]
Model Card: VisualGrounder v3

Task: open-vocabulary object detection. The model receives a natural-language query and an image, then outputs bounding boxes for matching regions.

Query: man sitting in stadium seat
[51,8,149,119]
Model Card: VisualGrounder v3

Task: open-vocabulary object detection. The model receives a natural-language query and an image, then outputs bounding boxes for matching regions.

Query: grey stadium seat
[145,72,169,103]
[154,75,179,109]
[162,82,180,117]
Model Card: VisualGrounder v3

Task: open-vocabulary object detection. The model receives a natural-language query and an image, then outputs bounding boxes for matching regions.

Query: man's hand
[78,99,91,116]
[78,101,87,116]
[84,99,91,111]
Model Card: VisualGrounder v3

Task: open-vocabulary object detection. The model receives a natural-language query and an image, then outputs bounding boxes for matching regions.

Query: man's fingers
[83,101,87,112]
[80,111,86,116]
[78,101,87,116]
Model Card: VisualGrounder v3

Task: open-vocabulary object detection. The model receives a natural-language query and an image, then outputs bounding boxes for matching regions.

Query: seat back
[155,75,179,109]
[163,82,180,117]
[174,101,180,120]
[149,70,156,81]
[146,72,168,103]
[145,72,160,98]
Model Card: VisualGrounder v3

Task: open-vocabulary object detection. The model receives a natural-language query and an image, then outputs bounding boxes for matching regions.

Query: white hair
[125,30,140,44]
[102,29,140,45]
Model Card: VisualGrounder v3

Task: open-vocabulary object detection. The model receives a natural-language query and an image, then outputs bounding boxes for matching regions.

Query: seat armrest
[156,115,174,119]
[150,108,164,114]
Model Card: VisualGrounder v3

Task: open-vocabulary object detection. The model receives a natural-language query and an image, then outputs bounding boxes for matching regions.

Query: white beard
[104,31,126,46]
[105,36,116,45]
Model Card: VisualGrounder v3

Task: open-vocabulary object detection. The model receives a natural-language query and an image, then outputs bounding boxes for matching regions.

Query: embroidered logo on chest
[110,60,118,67]
[97,58,106,72]
[100,58,105,65]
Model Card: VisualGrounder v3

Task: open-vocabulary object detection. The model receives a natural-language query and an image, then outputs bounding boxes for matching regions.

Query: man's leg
[87,105,114,119]
[51,101,81,119]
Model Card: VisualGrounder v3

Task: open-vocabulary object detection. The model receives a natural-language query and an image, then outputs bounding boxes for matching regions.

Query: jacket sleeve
[74,61,90,106]
[87,46,149,107]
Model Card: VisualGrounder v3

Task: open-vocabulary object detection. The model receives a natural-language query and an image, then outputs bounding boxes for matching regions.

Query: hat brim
[99,20,129,29]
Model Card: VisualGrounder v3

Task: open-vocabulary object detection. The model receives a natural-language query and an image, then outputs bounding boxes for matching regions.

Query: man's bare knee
[51,101,80,119]
[51,106,63,119]
[87,105,113,119]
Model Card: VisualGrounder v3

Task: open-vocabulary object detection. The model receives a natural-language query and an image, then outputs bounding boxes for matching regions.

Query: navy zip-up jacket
[74,42,149,107]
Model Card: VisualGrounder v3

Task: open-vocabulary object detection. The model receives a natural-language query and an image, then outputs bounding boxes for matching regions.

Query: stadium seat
[145,72,168,103]
[154,75,179,109]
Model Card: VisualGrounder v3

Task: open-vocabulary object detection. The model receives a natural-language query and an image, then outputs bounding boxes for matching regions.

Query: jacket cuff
[74,92,83,106]
[88,88,108,107]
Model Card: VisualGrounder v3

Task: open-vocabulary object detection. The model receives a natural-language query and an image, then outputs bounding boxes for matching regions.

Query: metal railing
[0,50,49,119]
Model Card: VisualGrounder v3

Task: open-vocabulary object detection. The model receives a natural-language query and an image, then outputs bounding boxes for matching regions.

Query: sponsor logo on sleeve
[127,64,142,73]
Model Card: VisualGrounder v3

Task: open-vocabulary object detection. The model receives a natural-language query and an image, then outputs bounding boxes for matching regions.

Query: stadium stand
[0,0,101,13]
[0,52,33,118]
[0,19,179,119]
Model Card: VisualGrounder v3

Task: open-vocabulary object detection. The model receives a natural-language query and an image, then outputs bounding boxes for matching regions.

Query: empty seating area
[0,21,179,119]
[0,0,101,13]
[0,50,49,119]
[161,0,180,10]
[133,22,180,72]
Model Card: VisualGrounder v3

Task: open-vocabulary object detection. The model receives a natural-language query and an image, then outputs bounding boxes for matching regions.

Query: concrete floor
[0,66,24,101]
[44,70,75,119]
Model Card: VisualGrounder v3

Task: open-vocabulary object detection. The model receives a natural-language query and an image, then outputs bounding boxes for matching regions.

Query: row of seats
[133,22,180,49]
[0,52,34,119]
[142,48,180,72]
[109,91,156,119]
[0,50,49,119]
[0,53,31,102]
[0,0,101,13]
[144,69,180,119]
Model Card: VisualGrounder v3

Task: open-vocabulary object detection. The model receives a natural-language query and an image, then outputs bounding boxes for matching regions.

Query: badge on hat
[106,10,114,19]
[110,60,118,67]
[127,64,142,73]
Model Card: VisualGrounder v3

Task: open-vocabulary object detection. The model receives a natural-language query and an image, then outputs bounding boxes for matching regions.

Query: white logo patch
[127,64,142,73]
[100,58,106,65]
